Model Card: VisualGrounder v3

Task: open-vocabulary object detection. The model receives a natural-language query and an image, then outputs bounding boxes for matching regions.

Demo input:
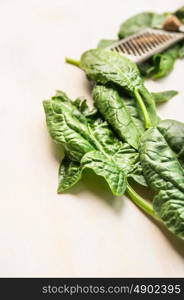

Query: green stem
[126,183,161,221]
[134,88,151,129]
[65,57,81,68]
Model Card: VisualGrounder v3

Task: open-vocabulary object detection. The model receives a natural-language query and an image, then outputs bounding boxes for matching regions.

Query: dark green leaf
[118,12,167,39]
[152,90,178,104]
[92,85,141,149]
[80,48,158,127]
[118,90,177,131]
[158,119,184,165]
[175,6,184,23]
[58,159,82,193]
[89,118,146,186]
[81,151,127,196]
[151,45,180,79]
[43,91,145,194]
[178,43,184,58]
[138,59,155,77]
[73,97,98,116]
[118,12,154,39]
[97,39,117,49]
[43,99,95,161]
[80,48,143,92]
[140,127,184,239]
[128,161,148,187]
[52,90,88,124]
[122,96,145,133]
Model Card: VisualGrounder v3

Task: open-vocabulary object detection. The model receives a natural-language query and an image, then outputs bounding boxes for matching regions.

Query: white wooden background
[0,0,184,277]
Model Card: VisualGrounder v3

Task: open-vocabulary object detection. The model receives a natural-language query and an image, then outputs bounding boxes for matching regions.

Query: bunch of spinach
[43,88,182,238]
[43,6,184,240]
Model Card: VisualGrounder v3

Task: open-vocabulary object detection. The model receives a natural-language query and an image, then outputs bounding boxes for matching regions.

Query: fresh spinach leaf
[43,91,147,195]
[97,39,117,49]
[92,85,177,144]
[43,98,95,161]
[122,89,177,131]
[175,6,184,23]
[158,119,184,165]
[151,45,180,79]
[140,127,184,239]
[58,159,82,193]
[152,90,178,104]
[178,43,184,58]
[92,84,141,149]
[118,12,167,39]
[73,97,98,117]
[89,119,146,186]
[80,48,158,128]
[140,45,180,79]
[122,95,145,133]
[128,161,148,187]
[81,151,127,195]
[138,59,155,77]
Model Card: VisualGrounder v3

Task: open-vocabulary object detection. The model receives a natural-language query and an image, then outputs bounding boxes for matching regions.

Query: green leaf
[52,91,89,124]
[175,6,184,24]
[152,90,178,104]
[80,48,157,128]
[140,127,184,239]
[151,13,170,27]
[92,85,141,149]
[81,48,143,92]
[117,90,177,132]
[139,45,181,79]
[88,119,146,186]
[118,12,167,39]
[97,39,117,49]
[178,43,184,58]
[138,60,155,77]
[73,97,98,117]
[151,45,180,79]
[158,119,184,165]
[118,12,154,38]
[58,159,82,192]
[43,91,145,193]
[128,161,148,187]
[43,99,95,161]
[122,95,145,133]
[89,119,124,155]
[81,151,127,196]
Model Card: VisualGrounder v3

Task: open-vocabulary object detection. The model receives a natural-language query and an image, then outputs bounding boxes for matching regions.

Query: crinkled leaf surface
[81,151,127,196]
[80,48,143,93]
[58,159,82,193]
[118,12,167,39]
[158,119,184,165]
[43,99,95,161]
[43,91,145,195]
[92,85,141,149]
[151,45,180,80]
[81,48,157,126]
[140,127,184,239]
